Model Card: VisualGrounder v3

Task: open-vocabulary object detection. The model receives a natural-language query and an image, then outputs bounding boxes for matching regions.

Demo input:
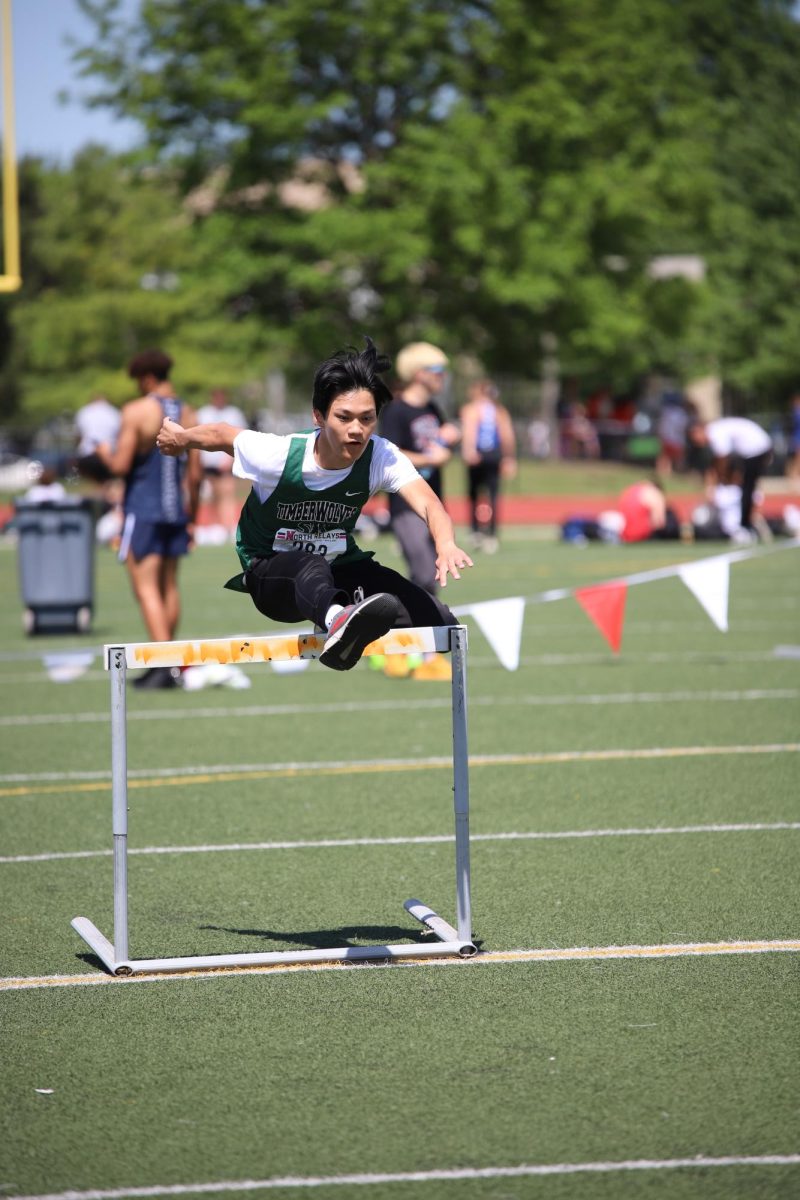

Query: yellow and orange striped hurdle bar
[71,626,475,975]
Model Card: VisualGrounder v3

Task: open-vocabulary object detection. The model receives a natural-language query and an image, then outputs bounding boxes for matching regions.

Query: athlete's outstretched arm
[397,477,474,587]
[157,418,241,457]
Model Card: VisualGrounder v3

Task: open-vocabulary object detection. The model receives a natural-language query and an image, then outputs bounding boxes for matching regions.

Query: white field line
[0,743,798,799]
[2,822,799,865]
[3,941,800,993]
[6,1155,800,1197]
[536,619,798,633]
[0,687,797,729]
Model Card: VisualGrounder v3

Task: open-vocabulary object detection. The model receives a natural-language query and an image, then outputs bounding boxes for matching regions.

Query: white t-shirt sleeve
[369,436,420,494]
[232,430,290,493]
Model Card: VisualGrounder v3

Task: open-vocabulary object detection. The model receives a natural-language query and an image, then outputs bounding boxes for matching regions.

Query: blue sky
[10,0,141,161]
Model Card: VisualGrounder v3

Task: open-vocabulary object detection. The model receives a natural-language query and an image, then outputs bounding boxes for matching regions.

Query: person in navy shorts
[96,349,202,688]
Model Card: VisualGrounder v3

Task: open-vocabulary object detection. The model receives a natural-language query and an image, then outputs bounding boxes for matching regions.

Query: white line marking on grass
[1,687,797,729]
[2,822,798,865]
[4,1154,800,1197]
[3,941,799,992]
[0,743,797,798]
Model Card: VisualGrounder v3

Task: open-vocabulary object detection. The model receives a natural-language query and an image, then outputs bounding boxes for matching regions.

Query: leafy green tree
[678,0,800,405]
[5,0,798,426]
[72,0,731,386]
[3,148,278,425]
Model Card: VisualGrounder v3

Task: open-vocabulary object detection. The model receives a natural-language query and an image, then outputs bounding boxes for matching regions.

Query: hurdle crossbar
[73,626,475,975]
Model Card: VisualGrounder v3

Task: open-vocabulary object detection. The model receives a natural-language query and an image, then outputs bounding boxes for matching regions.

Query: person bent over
[157,338,473,671]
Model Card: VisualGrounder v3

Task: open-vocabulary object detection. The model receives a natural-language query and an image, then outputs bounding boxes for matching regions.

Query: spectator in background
[526,417,551,459]
[195,388,248,538]
[74,394,121,486]
[378,341,460,681]
[380,342,460,595]
[95,349,202,690]
[692,460,781,543]
[560,401,600,460]
[688,417,773,535]
[617,479,680,542]
[459,379,517,553]
[23,466,67,505]
[584,387,614,424]
[656,391,689,477]
[561,479,680,544]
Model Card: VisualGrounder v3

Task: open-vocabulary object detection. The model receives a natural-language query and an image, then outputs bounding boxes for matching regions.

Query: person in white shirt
[688,417,772,533]
[74,395,122,485]
[157,338,474,672]
[23,467,67,504]
[195,389,248,535]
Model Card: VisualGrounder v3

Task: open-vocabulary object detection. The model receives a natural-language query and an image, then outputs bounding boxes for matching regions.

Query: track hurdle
[72,625,475,975]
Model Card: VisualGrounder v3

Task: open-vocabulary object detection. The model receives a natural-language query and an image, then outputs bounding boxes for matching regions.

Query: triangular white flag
[678,558,730,632]
[468,597,526,670]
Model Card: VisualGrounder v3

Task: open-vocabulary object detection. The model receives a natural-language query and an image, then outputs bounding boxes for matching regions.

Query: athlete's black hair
[127,349,173,382]
[311,336,393,418]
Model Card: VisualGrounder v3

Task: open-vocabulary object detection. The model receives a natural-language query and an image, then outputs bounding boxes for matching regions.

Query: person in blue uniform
[459,379,517,552]
[97,349,202,688]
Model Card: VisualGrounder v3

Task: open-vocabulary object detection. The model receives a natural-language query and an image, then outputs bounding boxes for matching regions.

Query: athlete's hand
[156,417,186,457]
[435,542,474,587]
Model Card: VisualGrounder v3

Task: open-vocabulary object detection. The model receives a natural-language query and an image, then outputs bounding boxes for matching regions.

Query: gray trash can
[14,498,96,634]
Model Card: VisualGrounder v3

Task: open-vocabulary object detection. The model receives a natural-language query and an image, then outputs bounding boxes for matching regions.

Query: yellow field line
[3,940,799,990]
[0,743,797,799]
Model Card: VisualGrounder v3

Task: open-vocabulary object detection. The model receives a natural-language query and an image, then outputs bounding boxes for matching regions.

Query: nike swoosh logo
[345,490,362,497]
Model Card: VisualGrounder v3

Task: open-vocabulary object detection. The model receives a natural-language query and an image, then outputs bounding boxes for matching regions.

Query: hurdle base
[72,905,476,977]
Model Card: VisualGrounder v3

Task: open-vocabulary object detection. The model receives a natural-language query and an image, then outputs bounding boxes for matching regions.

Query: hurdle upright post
[109,647,129,962]
[72,625,476,974]
[450,625,472,943]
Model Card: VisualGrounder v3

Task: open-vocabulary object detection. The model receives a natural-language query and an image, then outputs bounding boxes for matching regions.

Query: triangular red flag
[574,582,628,653]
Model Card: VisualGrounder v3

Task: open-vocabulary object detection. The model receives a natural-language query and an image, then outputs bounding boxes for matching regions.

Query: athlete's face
[314,390,377,468]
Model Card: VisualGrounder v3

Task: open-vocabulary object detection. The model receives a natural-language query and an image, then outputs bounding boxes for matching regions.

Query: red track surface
[2,491,796,530]
[425,492,795,526]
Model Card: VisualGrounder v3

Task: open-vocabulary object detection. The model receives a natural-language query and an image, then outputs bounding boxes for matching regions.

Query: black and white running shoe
[319,593,400,671]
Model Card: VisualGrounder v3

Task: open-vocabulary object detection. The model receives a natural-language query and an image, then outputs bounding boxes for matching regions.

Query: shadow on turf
[200,922,436,951]
[72,930,485,973]
[76,952,109,972]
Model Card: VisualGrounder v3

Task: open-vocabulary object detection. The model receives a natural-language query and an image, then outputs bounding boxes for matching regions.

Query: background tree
[3,0,799,429]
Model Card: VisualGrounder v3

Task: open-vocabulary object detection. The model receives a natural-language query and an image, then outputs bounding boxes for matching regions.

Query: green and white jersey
[228,430,418,584]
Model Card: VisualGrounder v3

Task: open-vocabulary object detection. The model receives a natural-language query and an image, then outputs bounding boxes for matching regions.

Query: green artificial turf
[2,959,798,1197]
[0,528,798,1199]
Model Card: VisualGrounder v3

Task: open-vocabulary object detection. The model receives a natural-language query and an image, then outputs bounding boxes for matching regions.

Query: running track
[2,491,796,528]
[419,491,796,525]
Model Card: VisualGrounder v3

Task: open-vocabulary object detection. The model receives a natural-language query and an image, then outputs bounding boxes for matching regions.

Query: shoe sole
[319,595,399,671]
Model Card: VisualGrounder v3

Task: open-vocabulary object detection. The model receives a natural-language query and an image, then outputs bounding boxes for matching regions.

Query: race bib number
[272,527,347,559]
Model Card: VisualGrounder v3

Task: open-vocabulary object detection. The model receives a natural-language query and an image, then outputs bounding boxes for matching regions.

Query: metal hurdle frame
[72,625,475,975]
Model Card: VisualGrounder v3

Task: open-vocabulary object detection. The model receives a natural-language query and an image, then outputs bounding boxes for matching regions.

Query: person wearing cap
[375,343,462,681]
[380,343,461,588]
